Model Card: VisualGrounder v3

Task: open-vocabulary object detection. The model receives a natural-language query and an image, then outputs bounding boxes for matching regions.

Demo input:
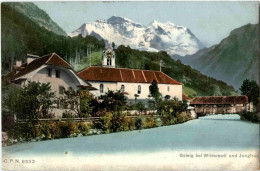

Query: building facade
[77,47,183,104]
[7,53,95,117]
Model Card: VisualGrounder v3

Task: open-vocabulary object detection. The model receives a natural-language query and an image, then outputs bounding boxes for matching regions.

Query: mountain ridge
[69,16,203,56]
[178,23,259,90]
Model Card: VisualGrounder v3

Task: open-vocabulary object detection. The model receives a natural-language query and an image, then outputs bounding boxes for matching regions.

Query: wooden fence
[16,115,160,123]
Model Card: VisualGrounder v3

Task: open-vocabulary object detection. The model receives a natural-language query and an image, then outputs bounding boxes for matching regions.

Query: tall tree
[149,80,161,99]
[4,81,55,120]
[240,79,259,105]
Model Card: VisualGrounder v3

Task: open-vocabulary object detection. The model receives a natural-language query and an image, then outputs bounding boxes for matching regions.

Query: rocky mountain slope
[179,23,259,90]
[1,2,104,73]
[69,16,203,56]
[5,2,67,36]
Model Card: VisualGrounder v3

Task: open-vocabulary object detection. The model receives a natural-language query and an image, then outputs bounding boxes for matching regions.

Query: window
[138,85,141,94]
[100,84,104,93]
[56,70,60,78]
[121,85,125,92]
[167,86,170,92]
[47,68,52,77]
[107,59,111,66]
[165,95,171,100]
[59,86,64,95]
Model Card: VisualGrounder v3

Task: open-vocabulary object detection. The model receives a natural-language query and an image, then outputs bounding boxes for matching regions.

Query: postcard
[1,1,259,170]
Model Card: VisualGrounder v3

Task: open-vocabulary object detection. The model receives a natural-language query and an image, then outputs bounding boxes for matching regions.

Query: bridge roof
[190,95,248,105]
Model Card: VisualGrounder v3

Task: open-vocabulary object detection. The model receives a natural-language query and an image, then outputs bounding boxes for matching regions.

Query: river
[2,114,260,170]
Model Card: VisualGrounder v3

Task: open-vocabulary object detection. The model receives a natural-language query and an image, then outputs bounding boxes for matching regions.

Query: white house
[9,53,95,117]
[77,47,183,104]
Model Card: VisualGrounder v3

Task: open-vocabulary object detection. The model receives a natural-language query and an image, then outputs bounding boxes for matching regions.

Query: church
[77,46,183,104]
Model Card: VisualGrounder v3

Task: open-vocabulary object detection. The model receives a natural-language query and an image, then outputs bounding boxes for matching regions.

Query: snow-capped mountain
[69,16,203,56]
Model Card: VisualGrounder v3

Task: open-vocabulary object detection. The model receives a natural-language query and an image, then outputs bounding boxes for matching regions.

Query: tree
[148,80,162,109]
[112,42,116,49]
[99,90,127,112]
[240,79,259,105]
[212,85,222,96]
[62,88,94,118]
[80,90,95,116]
[149,80,161,99]
[4,81,55,120]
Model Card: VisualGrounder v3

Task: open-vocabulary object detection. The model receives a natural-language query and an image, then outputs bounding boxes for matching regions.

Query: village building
[6,53,95,117]
[77,47,183,105]
[190,95,250,117]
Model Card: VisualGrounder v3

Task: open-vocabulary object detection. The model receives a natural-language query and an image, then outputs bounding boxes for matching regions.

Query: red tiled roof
[190,96,248,105]
[77,66,182,85]
[13,65,24,71]
[13,53,72,79]
[182,94,191,101]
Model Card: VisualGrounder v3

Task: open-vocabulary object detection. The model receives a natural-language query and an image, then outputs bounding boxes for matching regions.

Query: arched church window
[138,85,141,94]
[167,86,170,92]
[107,58,112,66]
[100,84,104,93]
[121,85,125,92]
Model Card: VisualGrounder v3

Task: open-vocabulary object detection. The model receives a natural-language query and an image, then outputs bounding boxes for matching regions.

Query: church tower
[102,45,115,68]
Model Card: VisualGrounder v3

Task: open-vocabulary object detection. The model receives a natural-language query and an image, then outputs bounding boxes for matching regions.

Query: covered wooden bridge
[190,95,249,116]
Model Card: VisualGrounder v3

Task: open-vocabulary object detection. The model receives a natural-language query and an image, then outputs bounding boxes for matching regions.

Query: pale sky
[35,1,259,47]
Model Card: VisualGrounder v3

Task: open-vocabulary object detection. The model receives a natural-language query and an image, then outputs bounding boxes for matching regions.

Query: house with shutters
[77,46,183,105]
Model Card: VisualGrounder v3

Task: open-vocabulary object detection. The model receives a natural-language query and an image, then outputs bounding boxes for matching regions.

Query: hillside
[1,3,105,73]
[76,45,237,97]
[179,23,259,90]
[6,2,67,36]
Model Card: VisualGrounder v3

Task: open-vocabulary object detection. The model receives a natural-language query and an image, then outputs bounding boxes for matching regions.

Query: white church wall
[88,81,183,101]
[89,81,118,97]
[158,84,183,100]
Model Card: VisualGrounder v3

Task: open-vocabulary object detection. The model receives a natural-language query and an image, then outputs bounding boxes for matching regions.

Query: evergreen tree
[112,42,116,49]
[240,79,259,105]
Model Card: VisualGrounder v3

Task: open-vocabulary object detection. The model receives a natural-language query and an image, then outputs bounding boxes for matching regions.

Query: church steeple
[102,45,116,68]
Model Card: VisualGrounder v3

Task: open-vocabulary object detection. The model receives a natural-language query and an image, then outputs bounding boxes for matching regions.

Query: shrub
[161,116,177,126]
[96,112,135,133]
[39,121,61,140]
[62,111,76,118]
[240,112,259,123]
[59,122,79,138]
[121,117,134,131]
[177,112,189,123]
[135,102,146,114]
[9,122,38,141]
[99,112,113,133]
[154,117,161,127]
[77,122,90,135]
[135,117,143,130]
[143,117,156,128]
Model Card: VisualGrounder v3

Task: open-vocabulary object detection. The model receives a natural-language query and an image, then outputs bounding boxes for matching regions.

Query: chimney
[16,60,22,67]
[27,54,39,64]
